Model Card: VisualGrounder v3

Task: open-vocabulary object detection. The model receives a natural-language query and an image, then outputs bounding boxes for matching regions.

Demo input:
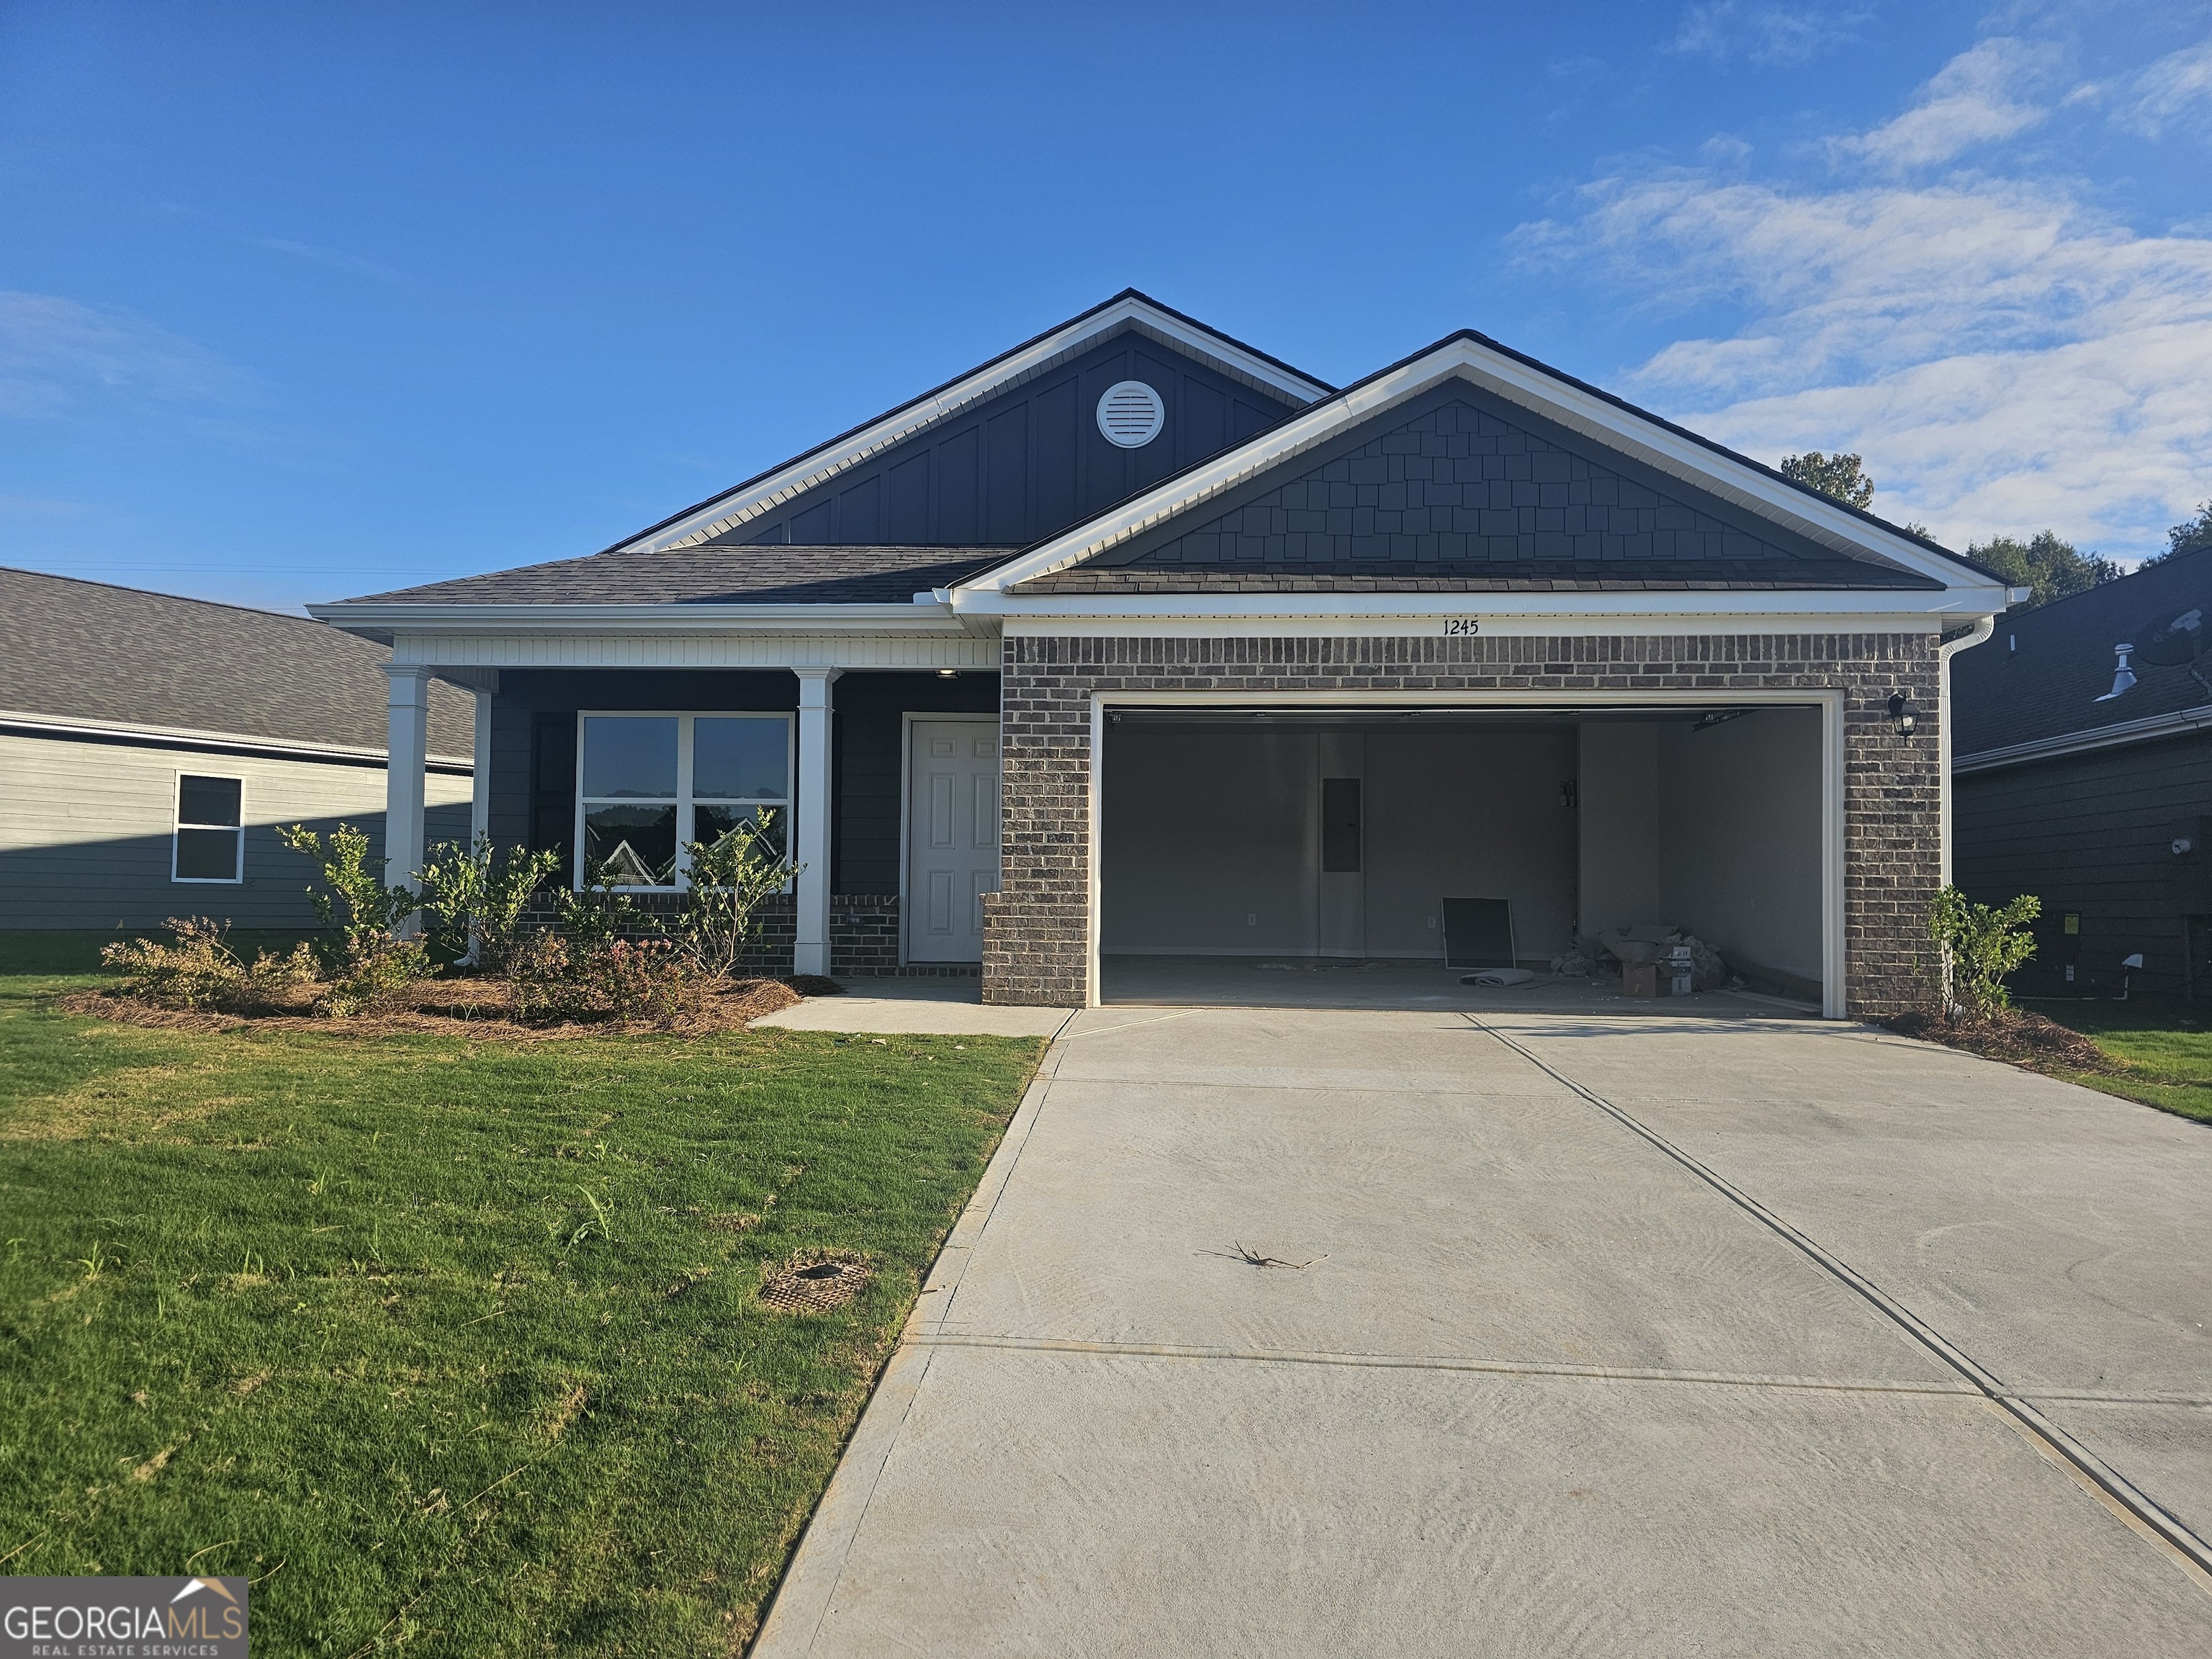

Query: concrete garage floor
[1101,953,1820,1017]
[753,1007,2212,1657]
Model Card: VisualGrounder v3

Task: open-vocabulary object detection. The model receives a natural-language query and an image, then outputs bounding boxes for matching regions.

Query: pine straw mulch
[1881,1006,2113,1074]
[54,973,844,1042]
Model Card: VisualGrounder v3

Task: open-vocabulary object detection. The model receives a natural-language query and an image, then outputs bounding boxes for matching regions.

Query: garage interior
[1098,706,1826,1010]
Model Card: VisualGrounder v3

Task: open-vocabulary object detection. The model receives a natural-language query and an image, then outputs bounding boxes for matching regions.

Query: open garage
[1097,700,1836,1012]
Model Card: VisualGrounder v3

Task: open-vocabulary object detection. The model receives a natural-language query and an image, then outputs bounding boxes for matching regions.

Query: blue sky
[4,1,2210,613]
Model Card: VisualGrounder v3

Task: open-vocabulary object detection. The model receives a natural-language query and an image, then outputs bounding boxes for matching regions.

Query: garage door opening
[1097,704,1831,1015]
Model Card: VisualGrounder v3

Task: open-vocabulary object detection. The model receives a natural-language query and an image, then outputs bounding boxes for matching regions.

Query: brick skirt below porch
[513,894,971,976]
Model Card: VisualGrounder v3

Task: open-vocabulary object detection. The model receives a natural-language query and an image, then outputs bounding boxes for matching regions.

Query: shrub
[276,822,420,967]
[417,837,564,970]
[315,938,433,1017]
[102,918,318,1013]
[505,930,700,1027]
[1928,886,2041,1020]
[677,808,800,978]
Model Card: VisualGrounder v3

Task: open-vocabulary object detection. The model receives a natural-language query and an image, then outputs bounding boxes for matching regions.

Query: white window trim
[572,711,796,891]
[172,770,246,885]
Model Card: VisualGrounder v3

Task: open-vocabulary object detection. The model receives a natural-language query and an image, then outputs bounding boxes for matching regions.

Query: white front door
[907,719,1000,963]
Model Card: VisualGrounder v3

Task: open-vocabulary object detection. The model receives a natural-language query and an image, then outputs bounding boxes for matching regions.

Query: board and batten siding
[1954,731,2212,994]
[0,732,470,931]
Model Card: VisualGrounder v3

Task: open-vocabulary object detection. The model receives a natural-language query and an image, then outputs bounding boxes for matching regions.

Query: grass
[2026,996,2212,1123]
[0,932,1044,1654]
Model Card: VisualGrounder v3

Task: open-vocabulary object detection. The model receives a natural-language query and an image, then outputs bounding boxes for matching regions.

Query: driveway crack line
[903,1333,1983,1395]
[1465,1013,2212,1593]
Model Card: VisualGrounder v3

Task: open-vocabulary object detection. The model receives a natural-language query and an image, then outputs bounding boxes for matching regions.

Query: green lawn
[2028,997,2212,1123]
[0,935,1043,1654]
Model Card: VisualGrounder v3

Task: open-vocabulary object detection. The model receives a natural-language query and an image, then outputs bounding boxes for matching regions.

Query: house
[0,567,476,934]
[312,292,2013,1015]
[1952,546,2212,997]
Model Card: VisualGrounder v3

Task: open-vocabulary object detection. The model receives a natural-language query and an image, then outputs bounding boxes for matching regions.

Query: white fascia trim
[1954,704,2212,775]
[984,585,2001,623]
[960,338,1994,599]
[620,298,1331,555]
[0,708,474,770]
[309,601,968,638]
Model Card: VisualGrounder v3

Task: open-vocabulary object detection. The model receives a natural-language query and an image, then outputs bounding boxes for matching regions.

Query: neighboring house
[0,568,476,932]
[313,292,2013,1015]
[1952,547,2212,997]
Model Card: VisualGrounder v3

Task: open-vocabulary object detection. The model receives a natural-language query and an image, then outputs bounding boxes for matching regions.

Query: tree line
[1776,449,2212,610]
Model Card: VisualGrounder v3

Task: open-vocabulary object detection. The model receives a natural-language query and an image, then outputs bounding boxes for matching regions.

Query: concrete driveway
[754,1007,2212,1656]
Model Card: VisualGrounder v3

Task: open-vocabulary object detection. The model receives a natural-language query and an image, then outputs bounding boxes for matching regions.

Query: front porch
[379,649,1001,977]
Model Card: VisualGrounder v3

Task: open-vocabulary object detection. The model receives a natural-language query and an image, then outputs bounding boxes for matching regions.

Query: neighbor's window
[174,773,244,883]
[575,713,791,889]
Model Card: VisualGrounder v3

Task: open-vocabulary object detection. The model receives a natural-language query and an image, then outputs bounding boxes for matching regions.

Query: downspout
[1937,613,2000,886]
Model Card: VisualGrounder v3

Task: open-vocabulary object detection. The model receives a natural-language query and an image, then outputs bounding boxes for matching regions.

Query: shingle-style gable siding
[730,329,1300,549]
[1021,383,1932,592]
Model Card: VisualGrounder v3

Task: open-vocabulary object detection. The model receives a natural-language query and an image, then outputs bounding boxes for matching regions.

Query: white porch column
[470,688,494,848]
[384,665,431,914]
[793,667,842,976]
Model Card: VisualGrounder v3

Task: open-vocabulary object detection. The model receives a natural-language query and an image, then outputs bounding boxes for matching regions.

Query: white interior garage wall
[1102,726,1576,960]
[1102,730,1318,953]
[1364,730,1576,960]
[1656,709,1824,986]
[1576,710,1823,989]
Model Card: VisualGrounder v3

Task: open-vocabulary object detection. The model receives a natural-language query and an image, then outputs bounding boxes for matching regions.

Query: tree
[1779,451,1874,509]
[1966,531,2120,609]
[2141,501,2212,567]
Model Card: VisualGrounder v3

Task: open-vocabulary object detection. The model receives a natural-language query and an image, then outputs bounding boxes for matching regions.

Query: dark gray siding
[1058,382,1930,588]
[831,673,999,892]
[484,668,999,892]
[729,330,1296,549]
[1954,732,2212,995]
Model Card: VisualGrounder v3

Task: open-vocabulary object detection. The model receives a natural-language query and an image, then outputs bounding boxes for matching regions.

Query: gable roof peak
[602,291,1334,560]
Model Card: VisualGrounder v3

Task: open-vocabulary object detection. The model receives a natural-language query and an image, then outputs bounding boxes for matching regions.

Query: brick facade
[984,631,1943,1017]
[517,892,905,974]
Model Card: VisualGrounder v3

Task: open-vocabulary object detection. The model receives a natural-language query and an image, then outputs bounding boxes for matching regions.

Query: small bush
[315,938,433,1017]
[1928,886,2041,1021]
[507,930,701,1028]
[677,809,799,978]
[418,837,564,970]
[101,919,318,1013]
[276,822,419,967]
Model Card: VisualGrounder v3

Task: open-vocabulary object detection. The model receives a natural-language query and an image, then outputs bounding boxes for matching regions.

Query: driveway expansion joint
[1466,1012,2212,1593]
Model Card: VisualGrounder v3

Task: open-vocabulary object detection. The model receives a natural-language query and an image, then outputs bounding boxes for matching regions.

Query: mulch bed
[56,973,839,1040]
[1881,1006,2113,1073]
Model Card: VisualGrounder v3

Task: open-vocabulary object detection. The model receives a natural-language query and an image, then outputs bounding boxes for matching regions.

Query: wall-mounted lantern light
[1887,693,1920,736]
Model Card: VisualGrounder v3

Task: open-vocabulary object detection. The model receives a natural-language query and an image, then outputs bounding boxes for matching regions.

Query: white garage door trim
[1086,689,1848,1019]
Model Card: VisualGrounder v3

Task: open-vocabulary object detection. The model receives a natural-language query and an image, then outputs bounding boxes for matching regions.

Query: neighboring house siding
[1954,734,2212,994]
[986,631,1941,1015]
[732,331,1297,548]
[0,732,469,931]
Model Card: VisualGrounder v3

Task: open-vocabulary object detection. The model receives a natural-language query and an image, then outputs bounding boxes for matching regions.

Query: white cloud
[1673,2,1872,67]
[1833,37,2061,168]
[260,238,413,287]
[0,290,248,419]
[1515,46,2212,559]
[2115,35,2212,138]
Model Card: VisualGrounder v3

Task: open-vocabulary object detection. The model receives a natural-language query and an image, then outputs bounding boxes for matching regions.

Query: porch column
[470,688,493,848]
[384,665,432,923]
[793,667,842,976]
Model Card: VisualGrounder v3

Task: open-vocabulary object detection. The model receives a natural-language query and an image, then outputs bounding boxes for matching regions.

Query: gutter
[1954,701,2212,776]
[1936,616,1997,885]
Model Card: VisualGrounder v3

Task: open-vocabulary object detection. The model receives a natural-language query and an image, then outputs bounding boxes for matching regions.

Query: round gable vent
[1097,380,1165,448]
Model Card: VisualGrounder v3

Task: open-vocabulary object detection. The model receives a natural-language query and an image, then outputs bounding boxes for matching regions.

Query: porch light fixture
[936,669,958,678]
[1887,693,1920,735]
